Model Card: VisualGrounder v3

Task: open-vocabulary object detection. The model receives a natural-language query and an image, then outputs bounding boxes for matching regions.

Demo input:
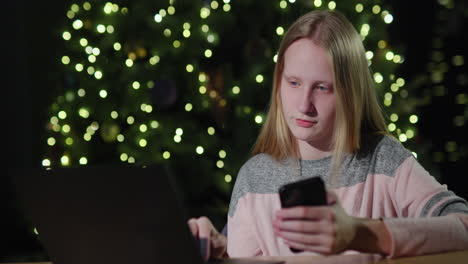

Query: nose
[298,88,316,115]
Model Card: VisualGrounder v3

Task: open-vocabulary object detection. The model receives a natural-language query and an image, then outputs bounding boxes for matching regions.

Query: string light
[139,139,147,147]
[62,56,70,65]
[409,115,419,124]
[150,121,159,129]
[75,63,84,72]
[72,20,83,30]
[373,72,383,83]
[42,159,51,167]
[207,127,215,135]
[232,86,240,94]
[204,49,213,58]
[223,4,231,12]
[127,116,135,125]
[186,64,194,72]
[219,150,227,158]
[154,14,163,23]
[276,26,284,36]
[372,5,381,14]
[61,155,70,166]
[255,115,263,124]
[200,7,210,19]
[167,6,175,15]
[79,157,88,165]
[111,111,118,119]
[255,74,264,83]
[360,24,370,38]
[149,55,160,65]
[280,1,287,9]
[196,146,204,154]
[62,31,71,40]
[113,42,122,50]
[384,13,393,24]
[125,59,134,67]
[65,137,73,145]
[47,138,56,146]
[96,24,106,33]
[83,2,91,11]
[199,86,207,94]
[355,3,364,13]
[224,174,232,183]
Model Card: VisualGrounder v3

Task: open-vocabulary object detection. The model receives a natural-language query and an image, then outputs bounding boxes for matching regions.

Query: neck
[297,140,333,160]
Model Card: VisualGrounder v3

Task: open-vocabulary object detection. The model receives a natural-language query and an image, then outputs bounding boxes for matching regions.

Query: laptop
[11,165,283,264]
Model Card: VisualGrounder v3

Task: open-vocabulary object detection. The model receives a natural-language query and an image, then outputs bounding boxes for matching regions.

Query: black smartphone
[278,176,327,253]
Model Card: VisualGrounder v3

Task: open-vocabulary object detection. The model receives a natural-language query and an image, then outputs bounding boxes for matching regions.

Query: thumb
[326,189,338,205]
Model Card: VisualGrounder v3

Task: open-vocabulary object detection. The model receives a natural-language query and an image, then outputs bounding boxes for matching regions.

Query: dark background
[4,0,467,261]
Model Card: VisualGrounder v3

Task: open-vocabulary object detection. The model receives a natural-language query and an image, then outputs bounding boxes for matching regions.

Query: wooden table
[3,250,467,264]
[235,250,468,264]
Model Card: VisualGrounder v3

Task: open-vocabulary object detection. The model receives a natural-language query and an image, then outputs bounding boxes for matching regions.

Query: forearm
[349,214,468,258]
[382,213,468,257]
[350,217,391,255]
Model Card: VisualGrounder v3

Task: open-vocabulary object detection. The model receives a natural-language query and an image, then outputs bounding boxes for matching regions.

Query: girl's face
[280,38,336,150]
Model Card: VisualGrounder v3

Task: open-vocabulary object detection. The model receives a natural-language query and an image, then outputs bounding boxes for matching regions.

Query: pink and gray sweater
[227,136,468,258]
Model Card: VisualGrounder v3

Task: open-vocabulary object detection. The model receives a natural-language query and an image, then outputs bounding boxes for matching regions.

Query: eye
[289,80,300,87]
[317,84,330,91]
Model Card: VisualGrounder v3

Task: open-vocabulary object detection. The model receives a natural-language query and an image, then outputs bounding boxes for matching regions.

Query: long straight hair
[251,10,389,184]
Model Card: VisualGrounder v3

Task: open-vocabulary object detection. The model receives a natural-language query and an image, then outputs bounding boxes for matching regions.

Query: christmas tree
[42,0,413,226]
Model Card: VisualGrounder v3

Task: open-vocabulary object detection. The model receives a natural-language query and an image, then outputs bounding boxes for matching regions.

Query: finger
[283,238,334,255]
[277,229,330,246]
[273,219,325,233]
[187,218,199,237]
[211,233,226,249]
[196,216,215,239]
[196,217,214,260]
[277,206,334,221]
[210,233,228,258]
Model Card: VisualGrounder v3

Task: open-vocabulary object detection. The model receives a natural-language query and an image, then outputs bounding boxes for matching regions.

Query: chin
[291,131,317,142]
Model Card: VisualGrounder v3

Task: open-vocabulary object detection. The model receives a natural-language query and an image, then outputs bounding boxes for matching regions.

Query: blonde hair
[251,10,389,183]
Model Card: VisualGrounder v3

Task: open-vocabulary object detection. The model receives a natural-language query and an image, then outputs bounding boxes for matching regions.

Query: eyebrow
[282,72,332,85]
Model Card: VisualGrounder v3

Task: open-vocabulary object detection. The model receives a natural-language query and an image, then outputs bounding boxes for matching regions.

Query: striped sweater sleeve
[383,156,468,257]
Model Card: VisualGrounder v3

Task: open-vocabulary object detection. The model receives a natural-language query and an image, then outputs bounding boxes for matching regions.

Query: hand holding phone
[278,176,327,253]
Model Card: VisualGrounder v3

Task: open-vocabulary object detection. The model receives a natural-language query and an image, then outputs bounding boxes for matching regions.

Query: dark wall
[5,0,70,261]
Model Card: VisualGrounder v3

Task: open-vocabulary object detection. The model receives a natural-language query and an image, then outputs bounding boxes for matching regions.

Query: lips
[295,118,316,128]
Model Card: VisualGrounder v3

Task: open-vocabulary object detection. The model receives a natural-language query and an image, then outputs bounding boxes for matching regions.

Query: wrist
[350,217,391,255]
